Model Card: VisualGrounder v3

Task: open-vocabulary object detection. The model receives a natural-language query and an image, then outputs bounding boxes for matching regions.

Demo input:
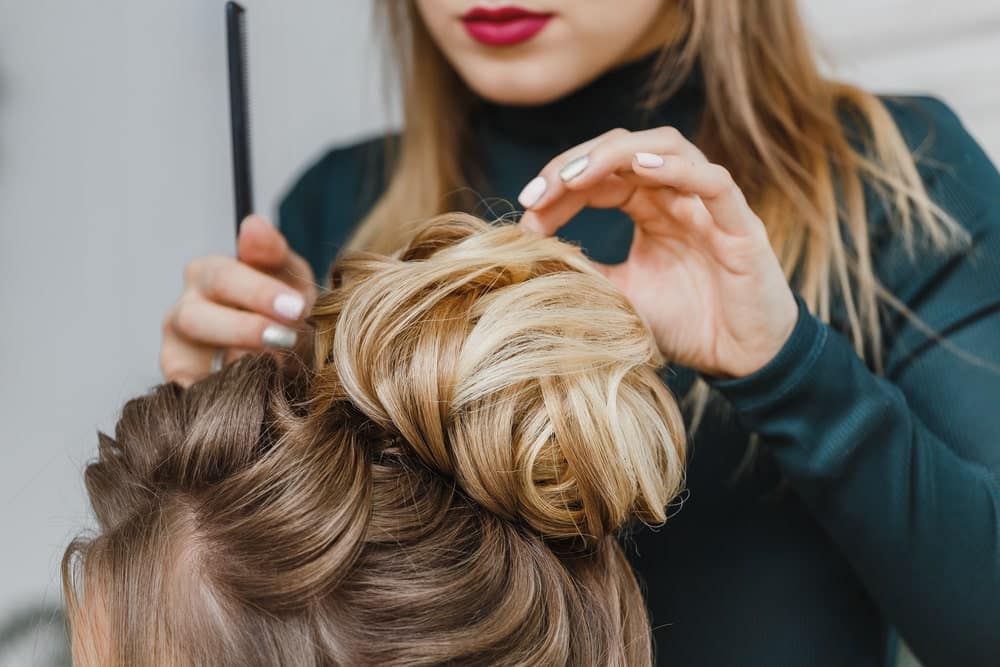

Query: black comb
[226,1,253,235]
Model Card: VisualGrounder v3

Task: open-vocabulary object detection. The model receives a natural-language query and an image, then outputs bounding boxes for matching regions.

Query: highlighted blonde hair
[63,214,686,666]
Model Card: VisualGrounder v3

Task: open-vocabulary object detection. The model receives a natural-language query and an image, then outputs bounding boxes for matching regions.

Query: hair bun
[67,214,686,664]
[310,214,685,542]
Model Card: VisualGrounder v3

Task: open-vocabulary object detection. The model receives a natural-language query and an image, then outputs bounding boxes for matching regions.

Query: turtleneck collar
[473,51,704,150]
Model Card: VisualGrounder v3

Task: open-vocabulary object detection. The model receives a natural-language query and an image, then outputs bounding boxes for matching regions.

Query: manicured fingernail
[262,324,297,349]
[273,292,305,319]
[559,154,590,182]
[517,176,547,208]
[635,152,665,168]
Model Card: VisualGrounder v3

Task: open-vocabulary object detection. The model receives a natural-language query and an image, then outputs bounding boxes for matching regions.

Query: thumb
[237,215,290,271]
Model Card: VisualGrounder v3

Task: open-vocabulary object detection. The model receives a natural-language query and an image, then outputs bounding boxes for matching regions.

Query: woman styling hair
[158,2,1000,665]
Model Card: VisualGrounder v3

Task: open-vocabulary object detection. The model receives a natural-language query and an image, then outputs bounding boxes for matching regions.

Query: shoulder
[861,95,1000,282]
[868,96,1000,362]
[879,95,999,234]
[278,133,397,281]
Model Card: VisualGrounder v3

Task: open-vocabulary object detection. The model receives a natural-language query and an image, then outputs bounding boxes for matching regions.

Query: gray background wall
[0,1,997,664]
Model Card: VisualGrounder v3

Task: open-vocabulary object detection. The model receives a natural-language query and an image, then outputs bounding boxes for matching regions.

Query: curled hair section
[64,213,687,666]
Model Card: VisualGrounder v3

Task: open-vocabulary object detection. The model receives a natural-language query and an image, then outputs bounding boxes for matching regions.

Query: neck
[474,50,703,150]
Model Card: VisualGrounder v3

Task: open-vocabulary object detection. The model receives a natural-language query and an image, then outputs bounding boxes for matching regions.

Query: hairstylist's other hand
[517,127,797,379]
[159,215,318,387]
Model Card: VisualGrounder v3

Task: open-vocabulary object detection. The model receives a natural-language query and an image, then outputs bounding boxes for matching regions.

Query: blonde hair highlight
[64,214,686,666]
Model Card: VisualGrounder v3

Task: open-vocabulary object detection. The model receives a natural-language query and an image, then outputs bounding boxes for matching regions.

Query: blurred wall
[0,1,996,664]
[803,0,999,157]
[0,2,384,663]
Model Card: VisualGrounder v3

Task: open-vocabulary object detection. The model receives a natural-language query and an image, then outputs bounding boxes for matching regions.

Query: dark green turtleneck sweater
[278,57,1000,666]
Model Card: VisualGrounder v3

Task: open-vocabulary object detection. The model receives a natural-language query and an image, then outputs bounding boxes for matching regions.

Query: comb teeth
[226,1,254,234]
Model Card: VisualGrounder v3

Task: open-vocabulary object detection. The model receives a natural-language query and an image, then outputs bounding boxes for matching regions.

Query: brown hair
[354,1,968,431]
[63,214,686,666]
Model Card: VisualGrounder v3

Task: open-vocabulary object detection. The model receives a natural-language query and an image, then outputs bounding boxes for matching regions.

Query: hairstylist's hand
[517,127,797,379]
[159,215,317,387]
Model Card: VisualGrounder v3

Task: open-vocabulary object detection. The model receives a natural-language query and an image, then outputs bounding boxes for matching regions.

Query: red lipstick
[461,5,553,46]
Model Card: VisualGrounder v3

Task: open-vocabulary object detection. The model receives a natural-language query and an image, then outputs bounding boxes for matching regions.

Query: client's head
[63,214,686,666]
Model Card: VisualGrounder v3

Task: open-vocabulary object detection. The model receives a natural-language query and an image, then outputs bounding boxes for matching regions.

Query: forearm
[708,296,1000,666]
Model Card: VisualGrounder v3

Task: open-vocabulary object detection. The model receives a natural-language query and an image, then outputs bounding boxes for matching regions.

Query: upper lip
[460,5,552,21]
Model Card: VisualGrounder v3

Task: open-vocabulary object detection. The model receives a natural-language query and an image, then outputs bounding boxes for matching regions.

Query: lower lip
[461,16,552,46]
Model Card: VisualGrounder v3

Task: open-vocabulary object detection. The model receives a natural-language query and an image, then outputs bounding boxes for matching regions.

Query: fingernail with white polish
[559,154,590,182]
[517,176,547,208]
[262,324,298,349]
[635,152,665,168]
[273,292,305,319]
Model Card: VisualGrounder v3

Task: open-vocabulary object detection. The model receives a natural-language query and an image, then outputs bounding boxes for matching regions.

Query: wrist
[710,291,800,380]
[744,291,800,377]
[705,293,823,402]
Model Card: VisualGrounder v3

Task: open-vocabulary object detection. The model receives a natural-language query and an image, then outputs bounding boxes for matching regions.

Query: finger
[261,238,318,296]
[602,172,715,234]
[518,126,704,211]
[159,335,257,387]
[238,216,318,294]
[193,256,308,322]
[632,155,758,235]
[516,128,630,211]
[159,329,214,387]
[244,216,318,294]
[519,174,637,237]
[227,348,253,363]
[279,249,318,295]
[169,294,300,351]
[558,126,705,193]
[658,190,715,236]
[590,259,630,292]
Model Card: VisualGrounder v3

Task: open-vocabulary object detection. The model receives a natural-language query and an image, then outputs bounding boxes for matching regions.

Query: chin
[467,79,575,106]
[455,56,595,106]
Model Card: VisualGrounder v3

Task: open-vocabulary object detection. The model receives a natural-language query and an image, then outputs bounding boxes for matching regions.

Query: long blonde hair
[64,214,686,666]
[352,1,967,390]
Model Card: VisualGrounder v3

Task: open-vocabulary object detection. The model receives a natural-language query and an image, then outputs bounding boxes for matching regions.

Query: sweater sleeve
[706,98,1000,666]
